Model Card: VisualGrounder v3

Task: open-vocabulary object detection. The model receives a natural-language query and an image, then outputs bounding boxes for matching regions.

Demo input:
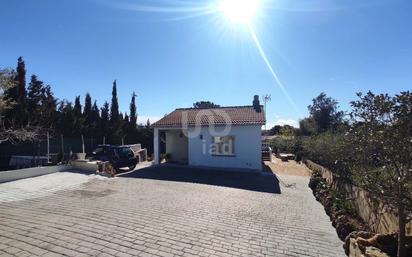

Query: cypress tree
[101,101,110,137]
[15,57,26,104]
[91,100,100,123]
[83,93,92,134]
[92,101,99,116]
[110,80,119,123]
[90,100,100,136]
[124,113,129,123]
[129,92,137,128]
[115,112,125,143]
[73,96,84,135]
[101,101,109,123]
[73,96,82,117]
[4,57,27,125]
[84,93,92,118]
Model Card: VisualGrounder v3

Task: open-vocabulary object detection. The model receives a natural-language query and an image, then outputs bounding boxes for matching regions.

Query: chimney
[253,95,261,112]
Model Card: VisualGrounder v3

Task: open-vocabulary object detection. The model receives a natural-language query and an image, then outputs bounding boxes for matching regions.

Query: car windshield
[116,148,134,158]
[93,147,103,154]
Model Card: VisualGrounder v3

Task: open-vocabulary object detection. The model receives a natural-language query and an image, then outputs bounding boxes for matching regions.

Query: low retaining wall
[305,160,412,236]
[70,160,100,172]
[0,165,72,183]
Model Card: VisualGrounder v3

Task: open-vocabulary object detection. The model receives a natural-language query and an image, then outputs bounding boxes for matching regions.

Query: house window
[212,136,235,156]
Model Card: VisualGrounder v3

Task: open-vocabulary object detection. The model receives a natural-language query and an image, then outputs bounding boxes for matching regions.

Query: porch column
[153,128,160,164]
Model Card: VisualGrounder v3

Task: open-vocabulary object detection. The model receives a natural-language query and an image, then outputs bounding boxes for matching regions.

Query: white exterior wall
[165,130,188,163]
[187,125,262,170]
[154,128,160,164]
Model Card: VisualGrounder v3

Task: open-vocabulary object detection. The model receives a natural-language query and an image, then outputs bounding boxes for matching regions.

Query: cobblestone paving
[0,168,346,257]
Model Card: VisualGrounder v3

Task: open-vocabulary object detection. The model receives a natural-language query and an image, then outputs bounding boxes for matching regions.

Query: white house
[152,96,265,171]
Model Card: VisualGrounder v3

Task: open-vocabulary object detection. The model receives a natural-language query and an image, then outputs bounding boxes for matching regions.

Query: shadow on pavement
[118,163,281,194]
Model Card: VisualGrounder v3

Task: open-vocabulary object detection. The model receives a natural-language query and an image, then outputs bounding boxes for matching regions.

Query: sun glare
[219,0,260,24]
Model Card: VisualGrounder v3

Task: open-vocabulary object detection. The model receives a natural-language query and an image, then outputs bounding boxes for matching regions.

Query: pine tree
[110,80,119,124]
[27,75,45,125]
[129,92,137,128]
[40,85,57,129]
[57,100,75,137]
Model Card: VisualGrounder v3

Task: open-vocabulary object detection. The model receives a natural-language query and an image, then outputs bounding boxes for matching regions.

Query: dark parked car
[262,143,273,161]
[87,145,138,172]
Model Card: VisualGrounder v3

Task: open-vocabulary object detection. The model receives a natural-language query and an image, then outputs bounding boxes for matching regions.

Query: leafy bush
[302,131,354,179]
[270,137,294,153]
[270,136,303,156]
[308,170,324,191]
[329,189,356,217]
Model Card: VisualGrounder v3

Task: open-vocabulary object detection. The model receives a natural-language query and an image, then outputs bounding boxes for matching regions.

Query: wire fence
[0,134,153,171]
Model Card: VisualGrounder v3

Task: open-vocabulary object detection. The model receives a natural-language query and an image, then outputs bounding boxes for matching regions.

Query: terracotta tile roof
[152,106,265,128]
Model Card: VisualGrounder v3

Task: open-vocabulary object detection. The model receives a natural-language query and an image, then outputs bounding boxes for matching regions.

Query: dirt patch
[264,158,311,177]
[69,189,115,198]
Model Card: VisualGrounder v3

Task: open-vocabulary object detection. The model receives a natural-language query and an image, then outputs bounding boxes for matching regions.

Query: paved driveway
[0,166,345,257]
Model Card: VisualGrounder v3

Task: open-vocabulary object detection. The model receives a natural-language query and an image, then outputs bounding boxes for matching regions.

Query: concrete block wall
[0,165,71,183]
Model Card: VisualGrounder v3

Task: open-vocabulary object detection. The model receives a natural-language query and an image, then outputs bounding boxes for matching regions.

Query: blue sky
[1,0,411,127]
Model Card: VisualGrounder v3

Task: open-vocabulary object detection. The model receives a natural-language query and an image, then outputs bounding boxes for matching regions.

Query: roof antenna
[262,94,271,130]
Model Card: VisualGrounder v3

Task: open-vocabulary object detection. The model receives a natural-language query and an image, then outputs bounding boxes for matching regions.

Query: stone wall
[305,160,412,236]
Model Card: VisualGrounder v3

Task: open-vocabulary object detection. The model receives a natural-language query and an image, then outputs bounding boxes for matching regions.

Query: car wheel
[128,164,136,171]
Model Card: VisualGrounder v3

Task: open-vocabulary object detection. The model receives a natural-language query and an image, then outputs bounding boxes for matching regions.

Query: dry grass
[264,157,311,177]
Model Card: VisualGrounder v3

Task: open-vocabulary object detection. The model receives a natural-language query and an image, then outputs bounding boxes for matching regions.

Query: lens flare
[219,0,260,24]
[105,0,300,115]
[247,24,301,115]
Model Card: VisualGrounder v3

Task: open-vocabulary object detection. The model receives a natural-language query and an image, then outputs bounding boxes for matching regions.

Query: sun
[219,0,260,24]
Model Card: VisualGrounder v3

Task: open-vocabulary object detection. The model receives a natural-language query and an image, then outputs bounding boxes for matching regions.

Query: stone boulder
[364,247,391,257]
[345,231,375,255]
[346,231,412,257]
[349,238,391,257]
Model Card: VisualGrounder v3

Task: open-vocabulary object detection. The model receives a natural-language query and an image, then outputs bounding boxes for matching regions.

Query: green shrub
[270,136,304,157]
[302,131,354,179]
[329,189,356,217]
